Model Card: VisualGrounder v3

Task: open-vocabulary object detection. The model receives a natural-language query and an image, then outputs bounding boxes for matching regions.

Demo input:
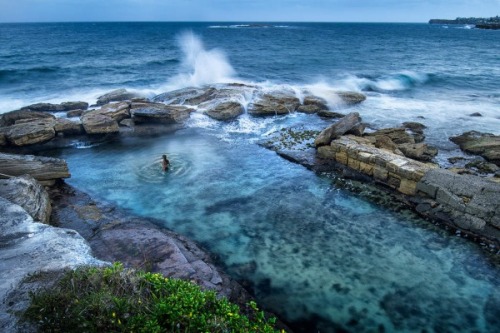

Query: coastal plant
[23,262,282,332]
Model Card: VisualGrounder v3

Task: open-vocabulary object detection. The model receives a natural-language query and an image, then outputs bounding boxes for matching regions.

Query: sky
[0,0,498,23]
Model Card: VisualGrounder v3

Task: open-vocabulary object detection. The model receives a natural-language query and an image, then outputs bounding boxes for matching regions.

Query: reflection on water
[57,128,500,333]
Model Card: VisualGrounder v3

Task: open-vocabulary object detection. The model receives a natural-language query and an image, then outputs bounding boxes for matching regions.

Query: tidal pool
[53,125,499,333]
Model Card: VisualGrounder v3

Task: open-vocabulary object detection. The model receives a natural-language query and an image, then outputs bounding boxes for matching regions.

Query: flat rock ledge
[318,135,500,247]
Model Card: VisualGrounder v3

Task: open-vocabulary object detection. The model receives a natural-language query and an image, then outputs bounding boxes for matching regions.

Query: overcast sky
[0,0,498,23]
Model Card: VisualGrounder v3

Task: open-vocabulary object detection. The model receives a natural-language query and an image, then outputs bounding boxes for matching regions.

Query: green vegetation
[23,263,282,333]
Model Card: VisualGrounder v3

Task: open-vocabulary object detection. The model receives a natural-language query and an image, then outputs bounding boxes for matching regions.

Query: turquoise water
[54,119,500,332]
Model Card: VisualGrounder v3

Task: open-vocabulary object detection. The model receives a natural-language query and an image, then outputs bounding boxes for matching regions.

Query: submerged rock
[314,112,361,147]
[336,91,366,105]
[0,175,51,223]
[450,131,500,166]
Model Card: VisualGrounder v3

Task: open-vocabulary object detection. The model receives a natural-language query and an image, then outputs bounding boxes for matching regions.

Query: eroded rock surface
[314,112,361,147]
[450,131,500,166]
[96,89,142,106]
[248,92,301,116]
[131,103,194,124]
[203,101,245,121]
[2,118,56,146]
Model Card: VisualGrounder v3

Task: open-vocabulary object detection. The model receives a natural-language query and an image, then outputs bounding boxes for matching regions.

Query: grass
[23,263,282,333]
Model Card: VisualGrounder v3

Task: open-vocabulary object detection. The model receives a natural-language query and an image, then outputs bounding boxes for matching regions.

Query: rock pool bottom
[52,129,499,333]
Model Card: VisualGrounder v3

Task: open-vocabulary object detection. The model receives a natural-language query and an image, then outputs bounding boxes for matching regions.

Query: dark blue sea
[1,22,500,332]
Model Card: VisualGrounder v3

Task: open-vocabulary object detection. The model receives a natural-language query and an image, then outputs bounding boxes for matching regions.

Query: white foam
[164,31,236,90]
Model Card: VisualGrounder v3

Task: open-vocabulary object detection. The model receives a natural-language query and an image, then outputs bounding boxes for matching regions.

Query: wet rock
[0,197,103,333]
[203,101,244,121]
[317,110,345,119]
[0,175,51,223]
[336,91,366,105]
[66,109,84,118]
[153,87,217,105]
[2,118,56,146]
[0,152,70,185]
[450,131,500,166]
[54,118,84,136]
[248,92,301,116]
[345,123,366,136]
[402,121,426,143]
[131,102,194,124]
[367,128,415,145]
[314,112,361,147]
[469,112,483,117]
[465,160,500,174]
[81,111,119,134]
[61,101,89,111]
[0,109,55,127]
[96,88,142,106]
[398,143,438,162]
[0,133,5,146]
[96,101,131,122]
[297,96,329,114]
[20,102,65,112]
[448,156,466,164]
[119,118,135,127]
[374,135,403,155]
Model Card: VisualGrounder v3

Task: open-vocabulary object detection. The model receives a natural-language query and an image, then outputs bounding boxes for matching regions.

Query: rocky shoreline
[1,83,499,331]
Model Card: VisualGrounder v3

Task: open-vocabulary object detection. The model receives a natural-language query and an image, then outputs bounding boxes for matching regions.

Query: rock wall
[317,135,436,195]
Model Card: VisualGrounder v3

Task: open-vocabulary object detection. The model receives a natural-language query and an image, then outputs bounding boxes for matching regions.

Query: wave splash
[166,32,236,89]
[334,71,431,92]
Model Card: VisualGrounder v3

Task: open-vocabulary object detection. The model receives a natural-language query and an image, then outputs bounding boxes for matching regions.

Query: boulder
[336,91,366,105]
[153,87,217,105]
[0,152,70,185]
[54,118,84,136]
[96,102,131,122]
[0,109,55,127]
[204,101,245,121]
[317,110,345,119]
[3,118,56,146]
[367,128,415,145]
[96,89,142,106]
[131,103,193,124]
[0,175,51,223]
[81,112,119,134]
[402,122,426,143]
[20,102,65,112]
[345,123,366,136]
[61,101,89,111]
[297,96,329,114]
[398,143,438,162]
[374,135,403,155]
[66,109,84,118]
[248,92,300,116]
[314,112,361,147]
[469,112,483,117]
[450,131,500,166]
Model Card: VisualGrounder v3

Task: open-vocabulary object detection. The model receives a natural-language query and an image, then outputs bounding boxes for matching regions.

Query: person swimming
[162,154,170,171]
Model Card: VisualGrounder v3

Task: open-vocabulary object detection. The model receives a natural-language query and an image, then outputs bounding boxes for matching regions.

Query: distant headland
[429,16,500,30]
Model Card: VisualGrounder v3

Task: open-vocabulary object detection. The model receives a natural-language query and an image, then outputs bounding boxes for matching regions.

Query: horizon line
[0,20,429,24]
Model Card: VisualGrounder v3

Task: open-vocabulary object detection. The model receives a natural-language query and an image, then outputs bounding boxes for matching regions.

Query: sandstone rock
[20,102,65,112]
[66,109,84,118]
[465,160,500,174]
[97,101,131,122]
[132,103,193,124]
[345,123,366,136]
[248,92,300,116]
[0,109,55,127]
[317,110,345,119]
[402,121,426,143]
[119,118,135,127]
[398,143,438,162]
[54,118,84,136]
[336,91,366,105]
[0,175,51,223]
[204,101,244,121]
[0,153,70,184]
[368,128,415,145]
[0,197,103,332]
[3,118,56,146]
[314,112,361,147]
[375,135,403,155]
[450,131,500,166]
[96,89,142,106]
[61,101,89,111]
[297,96,328,113]
[81,111,119,134]
[153,87,217,105]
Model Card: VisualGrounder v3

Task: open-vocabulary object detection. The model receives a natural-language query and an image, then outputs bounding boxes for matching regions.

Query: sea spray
[165,31,236,90]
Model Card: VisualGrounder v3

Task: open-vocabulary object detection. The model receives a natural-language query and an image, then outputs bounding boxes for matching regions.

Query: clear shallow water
[3,22,500,332]
[53,123,500,333]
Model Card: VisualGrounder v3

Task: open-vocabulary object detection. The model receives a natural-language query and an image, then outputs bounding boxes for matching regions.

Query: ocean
[1,22,499,332]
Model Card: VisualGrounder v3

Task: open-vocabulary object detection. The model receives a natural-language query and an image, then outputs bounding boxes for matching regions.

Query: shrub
[23,263,282,332]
